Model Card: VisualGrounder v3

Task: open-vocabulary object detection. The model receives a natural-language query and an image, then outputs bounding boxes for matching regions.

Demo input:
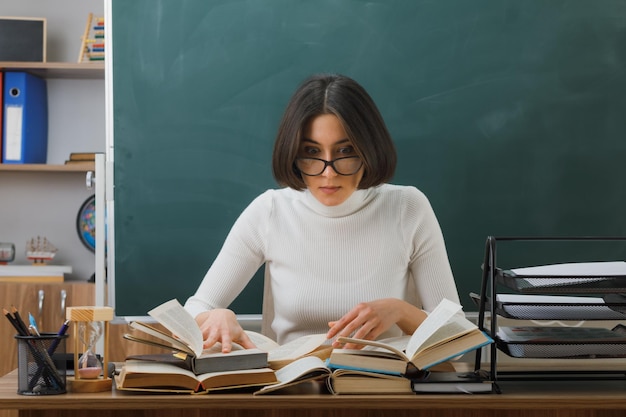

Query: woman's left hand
[326,298,427,349]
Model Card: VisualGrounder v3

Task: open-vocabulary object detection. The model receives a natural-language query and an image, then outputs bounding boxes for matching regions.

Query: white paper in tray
[510,261,626,277]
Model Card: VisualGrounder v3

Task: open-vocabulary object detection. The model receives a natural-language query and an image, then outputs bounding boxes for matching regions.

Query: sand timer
[66,306,114,392]
[77,320,103,378]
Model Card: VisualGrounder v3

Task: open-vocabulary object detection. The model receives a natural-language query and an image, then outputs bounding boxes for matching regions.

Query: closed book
[328,368,412,394]
[183,348,268,375]
[126,348,269,375]
[2,72,48,164]
[411,372,493,394]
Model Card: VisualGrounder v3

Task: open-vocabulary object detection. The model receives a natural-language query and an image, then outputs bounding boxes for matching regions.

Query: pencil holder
[15,333,68,395]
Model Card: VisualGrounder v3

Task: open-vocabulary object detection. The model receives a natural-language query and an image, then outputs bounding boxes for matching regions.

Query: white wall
[0,0,105,281]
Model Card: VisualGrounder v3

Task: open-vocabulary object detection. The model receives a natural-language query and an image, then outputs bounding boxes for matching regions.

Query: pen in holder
[15,333,68,395]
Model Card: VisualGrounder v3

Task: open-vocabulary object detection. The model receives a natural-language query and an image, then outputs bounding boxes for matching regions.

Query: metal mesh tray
[495,268,626,294]
[497,339,626,359]
[470,293,626,321]
[495,295,626,320]
[495,325,626,358]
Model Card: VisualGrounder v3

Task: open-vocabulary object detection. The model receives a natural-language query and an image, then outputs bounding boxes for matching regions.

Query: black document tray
[496,268,626,294]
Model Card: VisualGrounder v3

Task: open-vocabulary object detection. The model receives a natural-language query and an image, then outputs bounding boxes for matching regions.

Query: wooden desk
[2,370,626,417]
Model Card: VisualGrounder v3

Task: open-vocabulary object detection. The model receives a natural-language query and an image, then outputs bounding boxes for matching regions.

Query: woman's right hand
[194,308,256,353]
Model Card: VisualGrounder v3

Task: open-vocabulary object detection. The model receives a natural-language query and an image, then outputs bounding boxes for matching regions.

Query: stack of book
[325,298,495,394]
[116,299,331,394]
[115,299,495,395]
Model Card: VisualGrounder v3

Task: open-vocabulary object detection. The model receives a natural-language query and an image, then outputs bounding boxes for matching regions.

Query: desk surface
[2,370,626,417]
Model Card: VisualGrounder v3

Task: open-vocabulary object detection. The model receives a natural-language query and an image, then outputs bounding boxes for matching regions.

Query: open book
[123,299,331,374]
[254,356,331,395]
[114,359,277,394]
[245,331,331,369]
[327,299,493,376]
[253,355,412,395]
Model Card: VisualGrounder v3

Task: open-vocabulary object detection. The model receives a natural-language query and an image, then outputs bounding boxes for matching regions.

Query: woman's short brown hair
[272,74,397,190]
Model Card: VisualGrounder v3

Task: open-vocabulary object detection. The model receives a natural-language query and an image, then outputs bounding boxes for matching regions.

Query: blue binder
[2,71,48,164]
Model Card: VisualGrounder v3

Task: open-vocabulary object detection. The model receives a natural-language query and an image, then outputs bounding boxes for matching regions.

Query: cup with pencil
[3,306,69,395]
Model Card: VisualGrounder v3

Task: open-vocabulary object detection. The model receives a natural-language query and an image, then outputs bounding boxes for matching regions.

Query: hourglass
[66,306,114,392]
[77,320,103,379]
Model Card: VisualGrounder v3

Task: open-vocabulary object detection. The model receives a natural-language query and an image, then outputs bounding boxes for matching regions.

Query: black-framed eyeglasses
[295,156,363,176]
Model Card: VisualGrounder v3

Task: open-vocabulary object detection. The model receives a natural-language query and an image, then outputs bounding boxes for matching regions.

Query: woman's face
[298,114,364,206]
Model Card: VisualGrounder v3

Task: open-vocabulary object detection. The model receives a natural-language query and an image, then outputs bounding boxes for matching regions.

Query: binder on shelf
[2,72,48,164]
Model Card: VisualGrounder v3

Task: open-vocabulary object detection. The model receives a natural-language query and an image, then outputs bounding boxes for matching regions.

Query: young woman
[184,73,460,352]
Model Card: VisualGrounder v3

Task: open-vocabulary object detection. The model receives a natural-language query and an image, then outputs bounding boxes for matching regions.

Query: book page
[411,318,476,357]
[245,330,281,351]
[246,331,328,362]
[336,336,409,359]
[405,298,462,359]
[267,334,328,362]
[148,299,203,357]
[255,356,329,394]
[362,336,410,352]
[129,321,193,355]
[272,356,328,384]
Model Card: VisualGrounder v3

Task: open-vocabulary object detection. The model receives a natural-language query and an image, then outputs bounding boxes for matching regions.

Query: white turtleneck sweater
[184,184,460,344]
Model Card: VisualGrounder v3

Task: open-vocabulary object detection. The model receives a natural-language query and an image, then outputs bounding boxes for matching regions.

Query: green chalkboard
[111,0,626,317]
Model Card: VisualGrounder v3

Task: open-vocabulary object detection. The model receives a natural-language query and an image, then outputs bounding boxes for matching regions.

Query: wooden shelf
[0,61,104,79]
[0,163,95,172]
